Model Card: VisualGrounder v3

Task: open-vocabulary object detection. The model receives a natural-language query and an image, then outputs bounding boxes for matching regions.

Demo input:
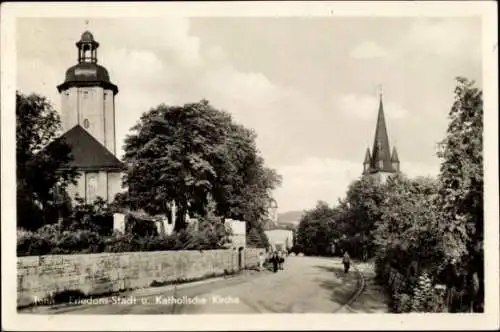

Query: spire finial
[85,19,89,30]
[377,84,383,100]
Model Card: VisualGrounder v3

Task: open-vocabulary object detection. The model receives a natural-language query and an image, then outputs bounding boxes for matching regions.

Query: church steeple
[362,88,400,181]
[51,28,124,206]
[57,30,118,154]
[370,91,393,172]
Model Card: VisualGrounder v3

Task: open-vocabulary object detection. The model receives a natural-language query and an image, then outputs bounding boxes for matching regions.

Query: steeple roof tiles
[370,95,397,173]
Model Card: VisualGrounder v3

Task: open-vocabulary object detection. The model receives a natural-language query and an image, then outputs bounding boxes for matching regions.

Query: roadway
[21,256,363,314]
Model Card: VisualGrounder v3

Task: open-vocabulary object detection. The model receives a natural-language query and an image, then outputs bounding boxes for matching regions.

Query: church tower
[362,91,400,183]
[51,30,124,204]
[57,30,118,154]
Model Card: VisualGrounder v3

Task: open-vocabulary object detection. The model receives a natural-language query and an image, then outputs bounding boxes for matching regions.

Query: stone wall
[17,248,264,307]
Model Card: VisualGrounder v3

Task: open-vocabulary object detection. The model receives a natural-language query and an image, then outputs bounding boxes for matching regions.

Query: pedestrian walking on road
[272,252,279,273]
[342,251,351,274]
[278,251,285,270]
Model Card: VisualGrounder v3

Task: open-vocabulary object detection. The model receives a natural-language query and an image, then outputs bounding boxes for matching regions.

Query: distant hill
[277,210,305,225]
[261,210,305,231]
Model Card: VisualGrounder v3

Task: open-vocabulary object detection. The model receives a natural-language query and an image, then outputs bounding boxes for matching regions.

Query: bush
[17,226,233,256]
[125,214,159,238]
[56,230,104,254]
[36,223,63,243]
[17,229,54,256]
[393,293,412,313]
[17,206,235,256]
[103,232,142,253]
[64,197,114,236]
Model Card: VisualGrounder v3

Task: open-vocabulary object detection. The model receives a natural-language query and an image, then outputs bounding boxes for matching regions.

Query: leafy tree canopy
[437,77,483,261]
[373,174,443,272]
[16,91,77,230]
[436,77,484,312]
[121,100,281,232]
[296,201,336,256]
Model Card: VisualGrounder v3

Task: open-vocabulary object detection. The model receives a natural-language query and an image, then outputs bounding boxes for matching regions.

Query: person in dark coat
[277,251,283,270]
[272,252,279,273]
[342,251,351,273]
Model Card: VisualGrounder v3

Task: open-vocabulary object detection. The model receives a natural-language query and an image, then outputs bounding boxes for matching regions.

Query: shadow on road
[314,265,358,306]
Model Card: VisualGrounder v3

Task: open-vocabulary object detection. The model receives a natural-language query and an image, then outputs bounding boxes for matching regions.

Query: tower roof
[391,146,400,163]
[370,94,395,173]
[363,148,371,164]
[47,125,124,171]
[80,31,95,42]
[58,31,118,94]
[76,30,99,48]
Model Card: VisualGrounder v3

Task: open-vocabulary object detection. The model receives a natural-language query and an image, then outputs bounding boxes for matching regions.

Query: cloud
[348,19,481,63]
[273,157,361,212]
[350,41,391,59]
[16,58,61,110]
[335,93,409,120]
[402,19,481,60]
[272,157,440,212]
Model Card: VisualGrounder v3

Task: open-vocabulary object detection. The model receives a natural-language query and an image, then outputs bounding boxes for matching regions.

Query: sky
[16,17,482,213]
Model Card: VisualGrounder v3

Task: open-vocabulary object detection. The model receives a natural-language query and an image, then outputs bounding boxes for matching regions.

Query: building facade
[53,31,124,204]
[225,219,247,249]
[265,229,294,252]
[362,93,401,183]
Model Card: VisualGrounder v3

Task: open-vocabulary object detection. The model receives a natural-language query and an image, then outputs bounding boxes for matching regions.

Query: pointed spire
[370,90,393,172]
[391,147,399,162]
[363,148,371,164]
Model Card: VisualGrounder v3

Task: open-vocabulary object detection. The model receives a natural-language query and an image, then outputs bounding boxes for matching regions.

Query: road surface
[22,256,362,314]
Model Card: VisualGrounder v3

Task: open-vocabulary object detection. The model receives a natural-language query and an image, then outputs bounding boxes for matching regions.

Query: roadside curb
[336,263,366,313]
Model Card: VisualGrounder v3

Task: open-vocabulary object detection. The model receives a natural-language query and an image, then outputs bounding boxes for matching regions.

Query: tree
[373,175,443,275]
[122,100,281,232]
[296,201,336,256]
[209,120,282,230]
[436,77,483,311]
[326,176,386,260]
[16,91,76,230]
[342,175,386,260]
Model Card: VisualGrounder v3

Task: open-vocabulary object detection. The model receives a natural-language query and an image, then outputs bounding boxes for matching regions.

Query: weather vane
[85,19,89,29]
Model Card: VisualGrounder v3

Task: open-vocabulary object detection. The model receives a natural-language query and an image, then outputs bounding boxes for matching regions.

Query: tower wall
[363,163,370,173]
[60,86,115,153]
[369,171,396,185]
[60,87,79,133]
[104,90,116,155]
[65,170,122,204]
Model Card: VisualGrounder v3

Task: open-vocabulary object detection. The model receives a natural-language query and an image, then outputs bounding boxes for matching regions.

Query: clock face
[83,119,90,129]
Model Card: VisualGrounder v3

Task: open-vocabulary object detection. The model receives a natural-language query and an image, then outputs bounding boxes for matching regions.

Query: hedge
[17,227,229,257]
